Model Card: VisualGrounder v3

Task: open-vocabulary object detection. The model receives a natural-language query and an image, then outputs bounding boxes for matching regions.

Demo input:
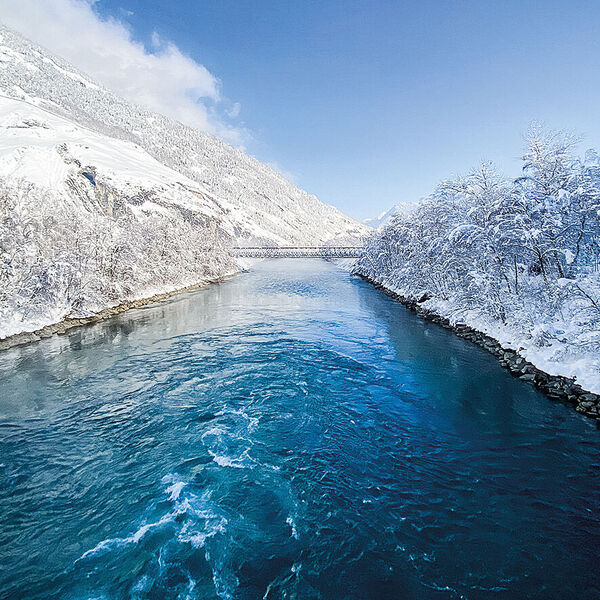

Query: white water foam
[78,476,227,562]
[286,515,299,540]
[79,511,176,560]
[166,480,186,501]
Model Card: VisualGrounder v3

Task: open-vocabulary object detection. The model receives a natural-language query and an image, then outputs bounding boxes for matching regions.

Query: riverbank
[0,271,238,352]
[358,274,600,424]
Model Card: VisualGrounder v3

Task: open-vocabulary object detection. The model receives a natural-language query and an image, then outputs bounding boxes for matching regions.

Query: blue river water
[0,259,599,600]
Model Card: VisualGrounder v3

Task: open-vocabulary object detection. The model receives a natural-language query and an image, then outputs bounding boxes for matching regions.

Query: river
[0,259,598,599]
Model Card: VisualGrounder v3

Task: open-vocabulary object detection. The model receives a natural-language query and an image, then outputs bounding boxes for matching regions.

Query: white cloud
[228,102,241,119]
[0,0,244,143]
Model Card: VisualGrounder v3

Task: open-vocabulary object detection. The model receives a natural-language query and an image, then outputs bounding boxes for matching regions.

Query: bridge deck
[231,246,364,258]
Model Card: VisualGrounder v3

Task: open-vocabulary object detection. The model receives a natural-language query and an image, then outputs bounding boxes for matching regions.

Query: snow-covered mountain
[0,25,368,246]
[0,93,238,339]
[364,206,398,229]
[0,24,368,340]
[363,202,417,229]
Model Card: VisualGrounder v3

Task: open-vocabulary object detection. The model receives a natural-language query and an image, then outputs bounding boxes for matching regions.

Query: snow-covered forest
[354,127,600,394]
[0,178,235,339]
[0,91,239,339]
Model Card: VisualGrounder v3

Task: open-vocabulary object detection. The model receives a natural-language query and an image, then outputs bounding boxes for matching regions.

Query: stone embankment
[360,275,600,425]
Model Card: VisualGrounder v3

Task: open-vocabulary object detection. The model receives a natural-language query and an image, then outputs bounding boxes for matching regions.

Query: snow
[363,202,418,229]
[0,97,214,194]
[40,55,100,90]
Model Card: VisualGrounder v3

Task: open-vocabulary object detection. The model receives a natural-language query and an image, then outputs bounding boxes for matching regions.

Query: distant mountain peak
[363,202,417,229]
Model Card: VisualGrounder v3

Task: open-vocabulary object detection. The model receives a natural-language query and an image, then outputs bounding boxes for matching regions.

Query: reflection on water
[0,259,598,600]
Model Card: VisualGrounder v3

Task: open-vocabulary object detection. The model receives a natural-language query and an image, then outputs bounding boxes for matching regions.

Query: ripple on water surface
[0,259,599,600]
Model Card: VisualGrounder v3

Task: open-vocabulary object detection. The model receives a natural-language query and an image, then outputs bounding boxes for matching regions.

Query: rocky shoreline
[359,274,600,426]
[0,273,235,352]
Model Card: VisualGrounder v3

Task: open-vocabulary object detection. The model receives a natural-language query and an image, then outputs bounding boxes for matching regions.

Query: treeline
[355,127,600,380]
[0,179,233,337]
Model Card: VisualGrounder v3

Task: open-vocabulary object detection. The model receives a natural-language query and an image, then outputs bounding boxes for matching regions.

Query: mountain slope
[0,24,368,341]
[0,25,368,245]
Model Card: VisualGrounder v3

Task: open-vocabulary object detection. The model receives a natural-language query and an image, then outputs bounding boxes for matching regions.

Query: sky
[1,0,599,221]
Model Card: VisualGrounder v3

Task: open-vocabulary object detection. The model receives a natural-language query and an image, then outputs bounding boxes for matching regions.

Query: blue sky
[90,0,600,221]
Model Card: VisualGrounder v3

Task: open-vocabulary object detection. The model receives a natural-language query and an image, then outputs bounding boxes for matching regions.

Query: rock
[519,374,536,381]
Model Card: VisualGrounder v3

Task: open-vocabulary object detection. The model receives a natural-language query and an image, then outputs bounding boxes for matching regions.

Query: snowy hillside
[0,24,368,341]
[0,25,368,246]
[0,95,237,339]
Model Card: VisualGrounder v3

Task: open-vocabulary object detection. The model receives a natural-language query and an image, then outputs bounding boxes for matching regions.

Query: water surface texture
[0,260,599,599]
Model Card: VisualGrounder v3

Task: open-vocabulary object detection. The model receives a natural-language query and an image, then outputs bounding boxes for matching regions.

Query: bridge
[231,246,365,259]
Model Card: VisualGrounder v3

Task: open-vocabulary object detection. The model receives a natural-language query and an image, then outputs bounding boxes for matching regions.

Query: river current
[0,259,598,599]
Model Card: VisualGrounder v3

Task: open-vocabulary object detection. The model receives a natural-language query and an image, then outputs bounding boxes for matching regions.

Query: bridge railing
[230,246,364,258]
